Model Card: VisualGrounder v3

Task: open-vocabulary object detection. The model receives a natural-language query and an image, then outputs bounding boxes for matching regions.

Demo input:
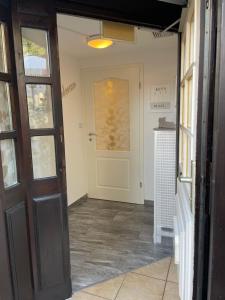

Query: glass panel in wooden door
[22,27,50,77]
[31,135,56,179]
[0,22,7,73]
[26,84,54,129]
[0,81,13,132]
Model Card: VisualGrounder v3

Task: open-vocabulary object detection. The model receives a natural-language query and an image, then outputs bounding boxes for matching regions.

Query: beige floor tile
[73,291,106,299]
[115,272,165,300]
[132,257,171,280]
[167,258,178,283]
[163,282,180,300]
[83,275,125,300]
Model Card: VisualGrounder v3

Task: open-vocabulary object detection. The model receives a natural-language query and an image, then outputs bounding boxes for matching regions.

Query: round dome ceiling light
[87,35,113,49]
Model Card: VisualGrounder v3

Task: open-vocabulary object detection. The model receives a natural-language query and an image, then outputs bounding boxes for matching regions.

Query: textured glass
[22,28,50,77]
[94,78,130,151]
[0,23,7,73]
[0,139,17,188]
[26,84,54,129]
[0,81,13,132]
[31,136,56,179]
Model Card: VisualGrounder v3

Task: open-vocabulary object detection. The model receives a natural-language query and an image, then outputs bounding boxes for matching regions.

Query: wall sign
[61,82,76,98]
[150,84,173,112]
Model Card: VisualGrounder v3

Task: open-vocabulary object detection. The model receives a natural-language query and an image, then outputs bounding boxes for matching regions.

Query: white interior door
[82,65,143,204]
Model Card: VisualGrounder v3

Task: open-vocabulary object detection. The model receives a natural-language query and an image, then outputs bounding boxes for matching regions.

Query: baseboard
[68,194,88,208]
[144,199,154,206]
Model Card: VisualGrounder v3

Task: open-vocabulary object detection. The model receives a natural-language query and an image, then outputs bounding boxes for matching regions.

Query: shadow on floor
[69,198,173,292]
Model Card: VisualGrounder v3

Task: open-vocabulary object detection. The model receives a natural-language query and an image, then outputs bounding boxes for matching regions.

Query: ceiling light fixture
[87,35,113,49]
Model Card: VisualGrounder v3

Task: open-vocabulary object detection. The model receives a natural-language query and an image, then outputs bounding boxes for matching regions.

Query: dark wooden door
[0,1,33,300]
[0,0,71,299]
[207,0,225,298]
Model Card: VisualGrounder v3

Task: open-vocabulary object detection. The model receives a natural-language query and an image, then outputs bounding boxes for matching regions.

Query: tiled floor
[69,198,173,291]
[71,257,179,300]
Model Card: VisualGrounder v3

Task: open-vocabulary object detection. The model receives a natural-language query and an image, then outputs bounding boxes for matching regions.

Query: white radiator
[153,129,176,243]
[175,183,194,300]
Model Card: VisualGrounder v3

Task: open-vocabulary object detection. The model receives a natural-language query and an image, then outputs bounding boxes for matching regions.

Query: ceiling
[57,14,178,58]
[56,0,183,31]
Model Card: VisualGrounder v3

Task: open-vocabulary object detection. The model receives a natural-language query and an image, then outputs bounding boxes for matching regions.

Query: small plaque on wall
[150,102,171,110]
[150,84,173,112]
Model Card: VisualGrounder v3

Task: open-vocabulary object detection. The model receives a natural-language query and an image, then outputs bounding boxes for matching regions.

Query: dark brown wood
[193,0,218,298]
[11,0,72,299]
[207,0,225,298]
[6,202,33,300]
[0,1,33,300]
[33,194,67,289]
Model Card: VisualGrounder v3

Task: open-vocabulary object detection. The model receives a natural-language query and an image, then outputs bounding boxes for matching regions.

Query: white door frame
[81,63,144,204]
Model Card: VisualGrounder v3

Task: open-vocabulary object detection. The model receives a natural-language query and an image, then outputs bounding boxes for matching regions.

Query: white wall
[59,39,177,204]
[59,54,87,206]
[78,44,177,201]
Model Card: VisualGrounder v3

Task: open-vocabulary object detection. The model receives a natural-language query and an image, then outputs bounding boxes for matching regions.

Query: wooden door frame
[207,0,225,298]
[0,0,216,299]
[55,1,216,299]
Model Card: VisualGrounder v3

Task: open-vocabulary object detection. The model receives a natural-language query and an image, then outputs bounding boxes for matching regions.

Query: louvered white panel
[154,130,176,243]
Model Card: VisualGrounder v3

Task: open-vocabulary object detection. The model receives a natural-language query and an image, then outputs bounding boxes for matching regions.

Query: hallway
[69,198,173,291]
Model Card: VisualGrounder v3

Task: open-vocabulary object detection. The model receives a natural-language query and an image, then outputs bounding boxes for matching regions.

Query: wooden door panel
[33,194,67,289]
[0,192,13,300]
[11,0,72,299]
[6,202,33,300]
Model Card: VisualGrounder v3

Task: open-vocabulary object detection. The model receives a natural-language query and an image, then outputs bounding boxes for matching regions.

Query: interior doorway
[57,14,178,295]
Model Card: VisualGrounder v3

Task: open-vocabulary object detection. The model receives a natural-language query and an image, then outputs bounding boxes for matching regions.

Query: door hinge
[140,181,143,188]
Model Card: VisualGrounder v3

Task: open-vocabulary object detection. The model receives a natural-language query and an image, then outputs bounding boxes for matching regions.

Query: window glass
[0,23,7,73]
[22,28,50,77]
[26,84,54,129]
[0,139,17,188]
[0,81,13,132]
[31,136,56,179]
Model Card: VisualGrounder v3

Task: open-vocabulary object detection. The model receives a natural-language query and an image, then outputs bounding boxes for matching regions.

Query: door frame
[207,0,225,298]
[0,1,215,299]
[81,63,144,204]
[55,2,214,299]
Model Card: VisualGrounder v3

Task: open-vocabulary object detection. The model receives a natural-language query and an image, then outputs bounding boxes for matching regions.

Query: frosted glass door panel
[26,84,54,129]
[94,78,130,151]
[31,136,56,179]
[0,23,7,73]
[0,81,13,132]
[22,28,50,77]
[0,139,17,188]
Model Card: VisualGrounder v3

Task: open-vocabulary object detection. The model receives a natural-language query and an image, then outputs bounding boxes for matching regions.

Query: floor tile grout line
[162,256,173,299]
[131,271,167,282]
[81,290,110,300]
[113,273,127,300]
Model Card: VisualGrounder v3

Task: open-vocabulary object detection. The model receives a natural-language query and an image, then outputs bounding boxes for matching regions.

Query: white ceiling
[57,14,177,59]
